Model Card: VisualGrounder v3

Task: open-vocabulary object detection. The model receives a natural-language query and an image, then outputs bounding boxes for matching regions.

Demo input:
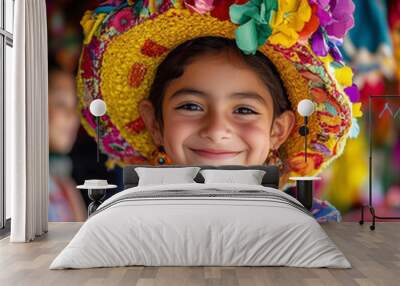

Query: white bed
[50,183,351,269]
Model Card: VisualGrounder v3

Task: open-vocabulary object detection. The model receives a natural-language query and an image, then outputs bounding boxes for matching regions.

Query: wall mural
[46,0,400,223]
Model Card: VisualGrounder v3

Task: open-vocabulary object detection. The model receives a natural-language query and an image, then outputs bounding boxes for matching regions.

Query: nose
[199,109,232,143]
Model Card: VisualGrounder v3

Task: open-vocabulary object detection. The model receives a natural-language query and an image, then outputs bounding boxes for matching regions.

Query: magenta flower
[344,83,360,103]
[110,8,136,33]
[309,0,355,59]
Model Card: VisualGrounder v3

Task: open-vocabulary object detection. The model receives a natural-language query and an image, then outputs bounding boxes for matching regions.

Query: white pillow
[200,169,266,185]
[135,167,201,186]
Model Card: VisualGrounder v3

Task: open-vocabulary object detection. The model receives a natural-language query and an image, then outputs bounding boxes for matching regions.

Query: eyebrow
[169,88,267,104]
[170,88,207,100]
[230,92,266,104]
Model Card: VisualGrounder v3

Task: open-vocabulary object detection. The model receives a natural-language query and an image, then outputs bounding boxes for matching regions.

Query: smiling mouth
[189,148,242,159]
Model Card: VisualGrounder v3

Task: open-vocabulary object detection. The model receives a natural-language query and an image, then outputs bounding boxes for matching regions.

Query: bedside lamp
[89,99,107,163]
[289,99,319,210]
[297,99,315,162]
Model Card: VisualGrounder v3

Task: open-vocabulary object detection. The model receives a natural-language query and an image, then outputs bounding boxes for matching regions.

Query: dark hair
[148,36,291,130]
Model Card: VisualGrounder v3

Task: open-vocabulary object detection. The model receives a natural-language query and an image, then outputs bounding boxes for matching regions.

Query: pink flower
[184,0,215,14]
[110,8,136,33]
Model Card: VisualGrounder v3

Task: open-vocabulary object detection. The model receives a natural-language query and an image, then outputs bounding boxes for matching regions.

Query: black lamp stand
[299,116,309,162]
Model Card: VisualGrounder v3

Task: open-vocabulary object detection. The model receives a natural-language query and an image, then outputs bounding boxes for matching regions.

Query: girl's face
[140,52,295,165]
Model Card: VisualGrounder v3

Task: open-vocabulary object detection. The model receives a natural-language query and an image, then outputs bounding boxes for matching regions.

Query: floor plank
[0,222,399,286]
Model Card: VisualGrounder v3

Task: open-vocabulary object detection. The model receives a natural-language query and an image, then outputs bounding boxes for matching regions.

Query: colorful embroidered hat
[77,0,362,177]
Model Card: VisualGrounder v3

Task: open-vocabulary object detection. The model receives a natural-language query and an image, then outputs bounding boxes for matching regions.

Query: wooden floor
[0,222,399,286]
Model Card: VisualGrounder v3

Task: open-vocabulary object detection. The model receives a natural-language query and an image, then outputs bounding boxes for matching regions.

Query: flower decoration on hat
[229,0,278,55]
[76,0,362,177]
[309,0,355,60]
[268,0,313,47]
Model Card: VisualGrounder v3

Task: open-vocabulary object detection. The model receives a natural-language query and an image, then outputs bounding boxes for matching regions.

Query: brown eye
[175,103,203,111]
[234,107,259,115]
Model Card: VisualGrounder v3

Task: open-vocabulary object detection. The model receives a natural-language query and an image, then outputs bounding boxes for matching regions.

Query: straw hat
[76,0,362,177]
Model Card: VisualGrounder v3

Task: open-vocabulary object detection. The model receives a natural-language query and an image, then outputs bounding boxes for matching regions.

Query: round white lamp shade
[89,99,107,117]
[297,99,315,117]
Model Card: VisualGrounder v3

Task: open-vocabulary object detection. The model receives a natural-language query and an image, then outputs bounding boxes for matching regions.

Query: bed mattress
[50,183,351,269]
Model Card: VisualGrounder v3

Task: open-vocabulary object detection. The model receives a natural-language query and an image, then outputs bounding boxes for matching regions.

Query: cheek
[162,114,200,159]
[163,120,193,143]
[235,121,272,156]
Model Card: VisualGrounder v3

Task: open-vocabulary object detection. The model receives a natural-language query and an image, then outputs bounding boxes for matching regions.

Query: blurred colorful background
[46,0,122,222]
[46,0,400,221]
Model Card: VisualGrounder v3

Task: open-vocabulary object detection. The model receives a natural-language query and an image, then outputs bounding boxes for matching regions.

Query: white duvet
[50,183,351,269]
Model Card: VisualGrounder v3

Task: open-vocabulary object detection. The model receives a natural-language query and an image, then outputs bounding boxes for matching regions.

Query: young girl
[76,0,360,222]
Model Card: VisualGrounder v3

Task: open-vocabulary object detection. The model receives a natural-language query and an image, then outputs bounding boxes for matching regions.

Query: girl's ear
[138,99,163,146]
[270,110,296,150]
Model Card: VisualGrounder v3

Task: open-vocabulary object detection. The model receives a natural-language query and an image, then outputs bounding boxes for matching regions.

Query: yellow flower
[334,66,353,87]
[80,10,107,45]
[352,102,363,118]
[319,54,334,68]
[269,0,312,47]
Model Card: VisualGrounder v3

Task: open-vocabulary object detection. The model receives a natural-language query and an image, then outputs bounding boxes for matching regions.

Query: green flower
[229,0,278,55]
